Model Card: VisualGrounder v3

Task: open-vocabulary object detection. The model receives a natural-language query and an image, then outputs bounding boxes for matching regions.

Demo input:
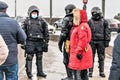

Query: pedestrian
[0,34,9,65]
[68,8,93,80]
[108,33,120,80]
[0,1,26,80]
[58,4,76,80]
[22,5,49,79]
[88,7,111,77]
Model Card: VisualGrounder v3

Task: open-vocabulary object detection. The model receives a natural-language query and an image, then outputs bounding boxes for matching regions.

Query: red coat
[68,9,93,70]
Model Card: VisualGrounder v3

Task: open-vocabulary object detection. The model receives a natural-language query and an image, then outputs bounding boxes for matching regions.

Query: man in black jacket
[0,1,26,80]
[88,7,111,78]
[22,5,49,79]
[58,4,76,80]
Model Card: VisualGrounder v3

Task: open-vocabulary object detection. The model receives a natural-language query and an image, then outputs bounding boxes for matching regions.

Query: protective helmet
[65,4,76,14]
[91,7,102,20]
[91,7,101,14]
[28,5,39,16]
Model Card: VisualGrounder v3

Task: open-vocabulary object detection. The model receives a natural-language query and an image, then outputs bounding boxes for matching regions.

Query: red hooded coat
[68,9,93,70]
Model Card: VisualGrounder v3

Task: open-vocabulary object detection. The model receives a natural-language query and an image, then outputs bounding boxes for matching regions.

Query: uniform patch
[80,26,84,30]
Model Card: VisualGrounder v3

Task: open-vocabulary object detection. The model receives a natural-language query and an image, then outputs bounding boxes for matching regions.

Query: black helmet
[91,7,102,20]
[65,4,76,14]
[0,1,8,11]
[28,5,39,16]
[91,7,102,15]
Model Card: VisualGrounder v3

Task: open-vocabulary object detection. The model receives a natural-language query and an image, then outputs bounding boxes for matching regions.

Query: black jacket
[88,18,111,41]
[58,13,73,52]
[22,17,49,43]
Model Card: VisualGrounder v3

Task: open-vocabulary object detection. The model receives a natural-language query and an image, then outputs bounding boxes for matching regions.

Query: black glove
[42,42,48,52]
[58,36,64,52]
[58,43,62,52]
[21,44,26,50]
[104,41,109,47]
[76,54,82,60]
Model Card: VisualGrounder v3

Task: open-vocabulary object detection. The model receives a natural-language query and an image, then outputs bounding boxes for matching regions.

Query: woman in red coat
[69,9,93,80]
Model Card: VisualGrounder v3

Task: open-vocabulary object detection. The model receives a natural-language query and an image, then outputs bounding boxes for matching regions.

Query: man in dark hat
[0,1,8,11]
[0,1,26,80]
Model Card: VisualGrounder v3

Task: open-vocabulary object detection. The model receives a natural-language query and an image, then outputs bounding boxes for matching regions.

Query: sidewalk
[89,54,112,80]
[18,41,112,80]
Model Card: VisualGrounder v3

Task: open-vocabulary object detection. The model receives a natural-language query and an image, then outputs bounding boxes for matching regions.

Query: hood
[80,10,88,23]
[28,5,39,17]
[73,9,88,25]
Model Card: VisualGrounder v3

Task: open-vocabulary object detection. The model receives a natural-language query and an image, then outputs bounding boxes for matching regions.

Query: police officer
[88,7,111,78]
[58,4,76,80]
[22,5,49,79]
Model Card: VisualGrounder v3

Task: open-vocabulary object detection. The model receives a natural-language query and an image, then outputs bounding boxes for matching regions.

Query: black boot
[73,70,82,80]
[26,60,33,79]
[99,72,106,77]
[89,72,92,77]
[89,68,93,77]
[81,70,89,80]
[61,65,73,80]
[99,61,105,77]
[36,59,47,78]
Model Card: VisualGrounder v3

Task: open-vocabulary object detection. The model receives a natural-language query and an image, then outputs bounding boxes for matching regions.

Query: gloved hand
[58,36,64,52]
[104,41,109,47]
[21,44,26,50]
[58,43,62,52]
[42,42,48,52]
[76,53,82,60]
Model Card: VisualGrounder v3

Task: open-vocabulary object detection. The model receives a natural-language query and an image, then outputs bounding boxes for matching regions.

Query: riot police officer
[22,5,49,79]
[58,4,76,80]
[88,7,111,78]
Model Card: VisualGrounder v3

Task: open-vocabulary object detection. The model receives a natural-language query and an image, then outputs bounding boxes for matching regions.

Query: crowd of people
[0,1,119,80]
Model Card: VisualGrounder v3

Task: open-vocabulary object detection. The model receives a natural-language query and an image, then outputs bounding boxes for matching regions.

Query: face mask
[92,13,101,20]
[31,14,38,19]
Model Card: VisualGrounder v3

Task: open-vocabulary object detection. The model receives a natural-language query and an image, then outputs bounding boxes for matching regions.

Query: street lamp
[50,0,52,25]
[102,0,105,17]
[82,0,88,10]
[15,0,17,17]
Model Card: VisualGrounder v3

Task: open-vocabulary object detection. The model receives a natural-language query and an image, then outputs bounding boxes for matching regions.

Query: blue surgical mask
[31,14,38,19]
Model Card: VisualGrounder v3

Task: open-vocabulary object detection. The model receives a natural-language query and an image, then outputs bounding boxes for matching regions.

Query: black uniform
[22,5,49,79]
[58,4,76,80]
[88,7,111,78]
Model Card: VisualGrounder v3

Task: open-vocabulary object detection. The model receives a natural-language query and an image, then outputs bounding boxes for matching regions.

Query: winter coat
[0,35,9,65]
[0,12,26,66]
[109,34,120,80]
[68,9,93,70]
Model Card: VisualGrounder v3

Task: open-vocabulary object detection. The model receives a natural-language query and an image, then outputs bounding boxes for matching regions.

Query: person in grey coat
[0,1,26,80]
[108,33,120,80]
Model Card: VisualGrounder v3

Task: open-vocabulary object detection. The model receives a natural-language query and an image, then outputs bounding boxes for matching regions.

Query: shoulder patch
[80,26,84,30]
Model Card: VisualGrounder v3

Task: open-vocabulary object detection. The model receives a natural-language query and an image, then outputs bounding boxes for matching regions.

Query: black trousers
[89,41,105,73]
